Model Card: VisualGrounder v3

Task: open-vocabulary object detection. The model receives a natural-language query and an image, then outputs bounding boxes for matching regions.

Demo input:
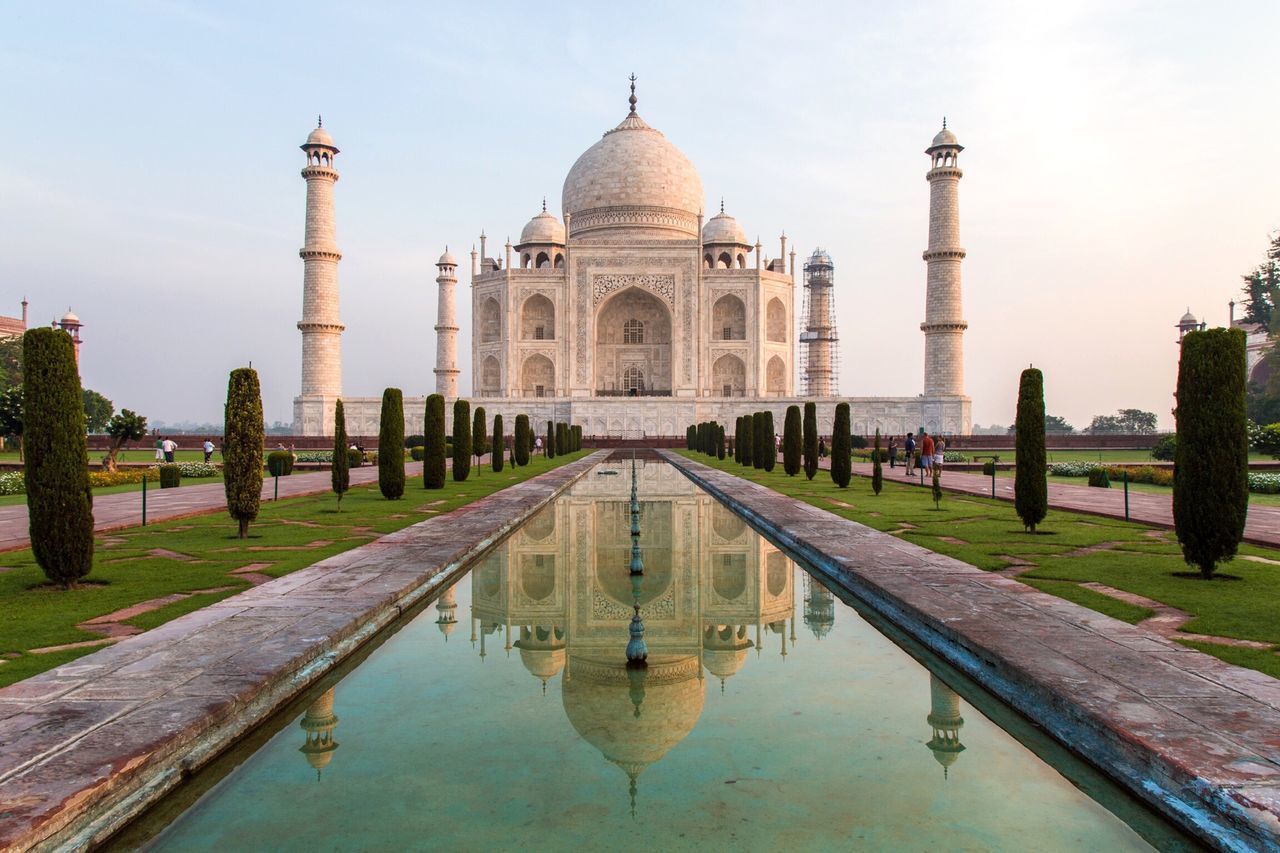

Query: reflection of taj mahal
[291,79,972,437]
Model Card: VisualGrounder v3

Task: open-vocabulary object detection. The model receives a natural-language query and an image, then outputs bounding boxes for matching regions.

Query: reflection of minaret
[802,574,835,639]
[925,674,965,778]
[435,584,458,640]
[702,624,752,692]
[299,688,340,780]
[516,625,566,694]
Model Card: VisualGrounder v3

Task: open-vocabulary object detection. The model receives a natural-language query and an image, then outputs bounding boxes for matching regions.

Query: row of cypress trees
[688,420,725,458]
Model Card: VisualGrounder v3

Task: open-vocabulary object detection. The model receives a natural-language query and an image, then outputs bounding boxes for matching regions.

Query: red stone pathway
[0,461,427,554]
[830,459,1280,548]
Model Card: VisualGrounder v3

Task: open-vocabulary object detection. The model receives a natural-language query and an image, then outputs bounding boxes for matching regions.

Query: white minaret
[921,119,967,397]
[434,249,460,397]
[297,118,344,407]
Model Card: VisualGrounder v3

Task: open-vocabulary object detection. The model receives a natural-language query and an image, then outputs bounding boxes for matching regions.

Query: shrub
[872,429,883,495]
[1015,368,1048,532]
[1150,434,1177,461]
[0,471,24,495]
[982,461,996,476]
[782,406,801,476]
[347,447,363,468]
[932,468,943,508]
[424,394,446,489]
[803,402,818,481]
[224,367,263,539]
[23,328,93,587]
[405,434,425,450]
[1087,467,1110,488]
[849,434,868,450]
[1249,472,1280,493]
[410,445,425,462]
[1049,461,1094,477]
[176,462,218,478]
[943,451,967,463]
[159,464,181,489]
[266,450,294,477]
[830,403,851,488]
[514,414,531,467]
[492,414,504,473]
[379,388,406,499]
[452,400,472,482]
[295,451,333,463]
[1254,423,1280,459]
[1174,328,1249,578]
[332,400,350,506]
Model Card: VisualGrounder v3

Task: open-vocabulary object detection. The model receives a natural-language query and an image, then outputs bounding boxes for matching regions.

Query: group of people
[153,436,220,463]
[886,432,946,476]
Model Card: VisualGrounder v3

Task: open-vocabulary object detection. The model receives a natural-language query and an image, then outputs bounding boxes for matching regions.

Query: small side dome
[1179,309,1198,325]
[437,249,458,267]
[931,126,959,147]
[702,210,748,246]
[519,209,566,246]
[60,310,80,325]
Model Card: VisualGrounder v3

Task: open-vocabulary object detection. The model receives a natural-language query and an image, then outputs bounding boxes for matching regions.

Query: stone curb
[661,451,1280,853]
[0,451,606,853]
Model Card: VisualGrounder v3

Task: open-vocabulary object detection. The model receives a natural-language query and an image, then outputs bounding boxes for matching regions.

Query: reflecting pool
[133,461,1191,851]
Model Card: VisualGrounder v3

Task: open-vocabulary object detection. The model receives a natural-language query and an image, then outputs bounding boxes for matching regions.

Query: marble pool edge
[0,451,608,853]
[661,450,1280,853]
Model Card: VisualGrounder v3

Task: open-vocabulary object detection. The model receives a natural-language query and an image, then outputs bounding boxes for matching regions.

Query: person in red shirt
[920,432,935,476]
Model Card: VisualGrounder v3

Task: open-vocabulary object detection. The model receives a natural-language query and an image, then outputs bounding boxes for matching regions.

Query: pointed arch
[479,297,501,343]
[766,297,787,343]
[712,294,746,341]
[766,355,786,394]
[520,293,555,340]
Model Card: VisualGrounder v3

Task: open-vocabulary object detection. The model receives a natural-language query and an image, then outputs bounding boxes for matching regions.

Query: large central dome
[561,109,705,241]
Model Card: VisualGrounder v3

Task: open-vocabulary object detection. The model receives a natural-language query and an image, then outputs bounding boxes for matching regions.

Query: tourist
[904,433,915,475]
[201,438,214,463]
[934,435,946,473]
[161,436,177,463]
[818,438,826,459]
[888,436,898,469]
[535,435,543,455]
[154,435,164,462]
[920,432,935,476]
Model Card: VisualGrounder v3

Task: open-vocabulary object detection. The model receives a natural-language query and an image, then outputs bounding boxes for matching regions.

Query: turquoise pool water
[133,461,1191,851]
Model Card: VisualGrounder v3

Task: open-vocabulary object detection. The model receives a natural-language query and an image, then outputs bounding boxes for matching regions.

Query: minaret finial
[628,73,637,114]
[720,197,725,214]
[942,116,947,130]
[542,197,547,213]
[318,114,323,128]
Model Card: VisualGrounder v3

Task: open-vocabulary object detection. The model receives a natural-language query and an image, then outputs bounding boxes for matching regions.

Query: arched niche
[522,353,555,397]
[479,297,501,343]
[766,297,787,343]
[521,293,555,340]
[712,294,746,340]
[766,355,786,394]
[594,287,672,395]
[712,354,746,398]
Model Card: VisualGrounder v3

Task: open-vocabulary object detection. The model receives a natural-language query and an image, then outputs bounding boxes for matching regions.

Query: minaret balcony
[921,248,966,261]
[299,248,343,262]
[301,165,340,180]
[297,321,346,333]
[920,321,969,332]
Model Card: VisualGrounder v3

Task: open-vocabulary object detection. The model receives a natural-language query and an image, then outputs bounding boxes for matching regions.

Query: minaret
[298,687,340,780]
[297,118,344,412]
[434,249,460,397]
[55,310,83,370]
[800,250,839,397]
[925,673,965,778]
[921,119,968,397]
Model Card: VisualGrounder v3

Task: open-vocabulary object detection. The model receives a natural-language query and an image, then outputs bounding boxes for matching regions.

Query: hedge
[159,464,181,489]
[424,394,447,489]
[379,387,406,499]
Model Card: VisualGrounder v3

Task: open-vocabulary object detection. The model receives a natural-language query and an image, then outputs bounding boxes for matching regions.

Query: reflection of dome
[298,688,339,778]
[562,655,704,784]
[703,624,752,685]
[516,626,567,685]
[519,208,566,246]
[435,586,458,637]
[702,209,747,245]
[562,106,704,240]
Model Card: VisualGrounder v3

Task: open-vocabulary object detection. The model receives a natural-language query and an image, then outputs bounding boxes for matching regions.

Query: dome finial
[542,196,547,213]
[720,197,724,215]
[942,116,946,130]
[628,73,637,114]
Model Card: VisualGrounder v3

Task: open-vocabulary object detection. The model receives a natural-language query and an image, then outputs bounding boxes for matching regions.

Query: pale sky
[2,1,1276,430]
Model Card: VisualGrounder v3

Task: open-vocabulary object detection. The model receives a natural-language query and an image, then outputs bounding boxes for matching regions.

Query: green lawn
[0,476,224,506]
[681,451,1280,678]
[979,469,1280,506]
[951,448,1272,464]
[0,452,586,687]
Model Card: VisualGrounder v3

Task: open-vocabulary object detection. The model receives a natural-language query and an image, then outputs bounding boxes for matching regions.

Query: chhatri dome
[518,202,566,246]
[701,202,749,246]
[561,75,705,240]
[304,117,337,150]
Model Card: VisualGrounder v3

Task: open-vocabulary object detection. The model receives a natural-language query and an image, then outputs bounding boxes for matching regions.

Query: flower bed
[1249,472,1280,494]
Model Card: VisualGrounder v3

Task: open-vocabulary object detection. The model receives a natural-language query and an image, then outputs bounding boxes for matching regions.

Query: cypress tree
[472,406,487,477]
[872,428,883,495]
[545,420,555,459]
[717,423,726,460]
[733,417,742,463]
[514,414,531,466]
[750,412,763,469]
[492,414,505,473]
[332,399,350,507]
[424,394,446,488]
[23,328,93,585]
[783,405,801,476]
[223,366,264,539]
[687,424,695,450]
[762,411,776,472]
[378,388,405,500]
[741,413,753,467]
[803,402,818,480]
[831,402,851,488]
[1014,368,1048,532]
[556,421,567,456]
[453,399,472,482]
[1174,328,1249,578]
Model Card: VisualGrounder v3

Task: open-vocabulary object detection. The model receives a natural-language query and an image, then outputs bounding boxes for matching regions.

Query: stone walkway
[663,451,1280,851]
[0,461,430,553]
[0,451,605,852]
[832,459,1280,548]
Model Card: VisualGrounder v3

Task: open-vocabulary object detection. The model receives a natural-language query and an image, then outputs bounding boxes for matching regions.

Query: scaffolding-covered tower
[799,248,840,396]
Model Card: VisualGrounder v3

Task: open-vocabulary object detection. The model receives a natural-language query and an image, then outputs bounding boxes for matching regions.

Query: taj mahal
[291,80,972,437]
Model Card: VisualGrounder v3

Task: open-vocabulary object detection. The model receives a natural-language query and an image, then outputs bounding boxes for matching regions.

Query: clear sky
[2,1,1275,430]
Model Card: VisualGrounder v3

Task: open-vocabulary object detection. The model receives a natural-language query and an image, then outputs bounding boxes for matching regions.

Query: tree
[82,389,113,433]
[1174,328,1249,579]
[0,386,24,460]
[803,402,818,480]
[686,424,696,451]
[761,411,776,472]
[1087,409,1158,434]
[332,399,350,507]
[555,421,567,456]
[872,428,883,495]
[1012,414,1072,435]
[751,412,764,469]
[1086,414,1123,434]
[452,399,472,482]
[932,467,943,509]
[830,402,851,488]
[716,423,726,460]
[514,414,531,466]
[23,328,93,587]
[782,405,801,476]
[1239,231,1279,328]
[223,367,263,539]
[492,414,505,473]
[545,420,555,460]
[1015,368,1048,532]
[1254,423,1280,459]
[102,409,147,472]
[378,388,405,500]
[0,336,23,389]
[741,413,753,467]
[472,406,487,477]
[424,394,446,488]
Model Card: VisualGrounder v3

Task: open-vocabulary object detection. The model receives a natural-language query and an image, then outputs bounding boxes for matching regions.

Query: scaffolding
[799,248,840,396]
